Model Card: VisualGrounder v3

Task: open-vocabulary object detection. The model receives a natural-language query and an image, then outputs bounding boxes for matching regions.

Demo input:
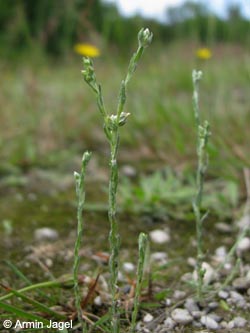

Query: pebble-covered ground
[25,212,250,333]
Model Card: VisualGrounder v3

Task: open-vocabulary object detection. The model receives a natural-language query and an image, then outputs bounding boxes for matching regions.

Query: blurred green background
[0,0,249,187]
[1,0,249,56]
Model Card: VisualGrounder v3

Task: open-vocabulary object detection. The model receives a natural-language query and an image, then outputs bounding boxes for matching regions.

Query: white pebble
[220,321,229,329]
[143,313,154,323]
[173,290,186,300]
[149,229,170,244]
[218,290,229,299]
[181,272,193,282]
[237,237,250,253]
[191,311,204,319]
[193,262,215,285]
[94,296,102,306]
[184,298,199,312]
[45,258,53,267]
[215,246,227,259]
[122,262,135,273]
[121,165,137,177]
[150,252,168,264]
[229,290,244,302]
[165,298,172,306]
[215,222,233,233]
[201,315,219,330]
[236,214,250,230]
[187,257,196,267]
[34,227,58,241]
[229,316,247,328]
[163,317,175,329]
[171,308,193,325]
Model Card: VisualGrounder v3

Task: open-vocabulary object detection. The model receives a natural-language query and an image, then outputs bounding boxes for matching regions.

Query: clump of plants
[1,28,249,333]
[78,28,153,332]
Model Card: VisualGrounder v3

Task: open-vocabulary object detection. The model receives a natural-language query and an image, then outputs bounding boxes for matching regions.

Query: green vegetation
[0,41,249,181]
[0,3,250,332]
[0,0,249,58]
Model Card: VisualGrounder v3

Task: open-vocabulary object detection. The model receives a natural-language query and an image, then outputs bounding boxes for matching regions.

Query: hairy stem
[73,151,92,332]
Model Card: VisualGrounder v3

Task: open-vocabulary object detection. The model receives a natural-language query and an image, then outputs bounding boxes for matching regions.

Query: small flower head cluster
[81,58,98,92]
[198,120,211,144]
[192,69,203,84]
[107,112,130,131]
[138,28,153,48]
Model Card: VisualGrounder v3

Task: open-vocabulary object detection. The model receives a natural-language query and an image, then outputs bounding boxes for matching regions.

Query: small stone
[224,262,232,270]
[237,237,250,253]
[232,277,250,290]
[184,298,199,312]
[165,298,172,306]
[229,290,245,303]
[193,262,215,285]
[231,316,247,328]
[187,257,196,267]
[208,302,219,310]
[236,214,250,230]
[173,290,186,300]
[122,285,131,294]
[171,308,193,325]
[191,311,203,319]
[218,290,229,299]
[163,317,176,329]
[150,252,168,264]
[220,321,229,329]
[201,315,219,330]
[94,296,102,306]
[181,272,193,282]
[215,222,233,233]
[149,229,170,244]
[208,313,221,322]
[214,246,227,260]
[135,322,142,331]
[34,227,58,241]
[123,262,135,273]
[192,321,202,328]
[45,258,53,267]
[228,291,247,308]
[143,313,154,323]
[121,165,137,178]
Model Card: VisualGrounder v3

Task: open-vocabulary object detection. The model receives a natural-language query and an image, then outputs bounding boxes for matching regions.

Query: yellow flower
[74,43,100,57]
[196,48,212,60]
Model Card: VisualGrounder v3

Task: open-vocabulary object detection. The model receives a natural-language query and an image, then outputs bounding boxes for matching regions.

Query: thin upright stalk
[130,233,148,333]
[73,151,92,332]
[81,29,152,333]
[192,70,210,301]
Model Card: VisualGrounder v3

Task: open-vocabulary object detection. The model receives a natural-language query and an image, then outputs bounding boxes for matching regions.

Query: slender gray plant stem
[130,233,148,333]
[73,151,92,332]
[82,28,152,333]
[192,70,210,301]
